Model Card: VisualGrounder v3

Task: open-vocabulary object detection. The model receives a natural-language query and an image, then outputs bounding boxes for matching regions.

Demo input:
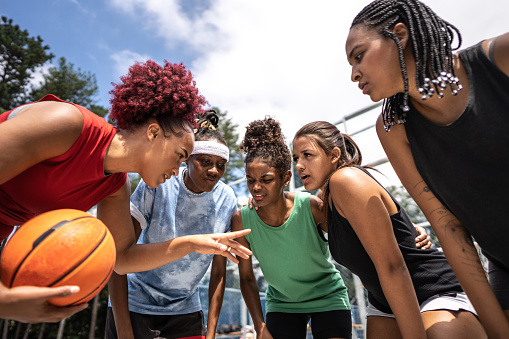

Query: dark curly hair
[352,0,462,131]
[109,60,208,136]
[240,117,291,178]
[195,109,227,145]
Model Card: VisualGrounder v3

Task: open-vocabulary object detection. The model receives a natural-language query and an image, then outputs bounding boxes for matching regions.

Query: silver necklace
[182,169,206,196]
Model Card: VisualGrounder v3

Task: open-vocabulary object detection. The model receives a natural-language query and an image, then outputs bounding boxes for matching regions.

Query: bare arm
[231,213,272,339]
[483,32,509,76]
[206,255,227,339]
[107,216,143,339]
[0,102,83,185]
[0,102,90,323]
[312,193,430,249]
[310,195,327,233]
[377,116,509,338]
[329,168,426,339]
[97,185,251,275]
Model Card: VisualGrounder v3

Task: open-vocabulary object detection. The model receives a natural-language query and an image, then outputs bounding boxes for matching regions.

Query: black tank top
[404,41,509,270]
[327,167,462,313]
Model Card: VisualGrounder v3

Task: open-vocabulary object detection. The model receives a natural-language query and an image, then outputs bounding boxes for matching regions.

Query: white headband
[190,141,229,161]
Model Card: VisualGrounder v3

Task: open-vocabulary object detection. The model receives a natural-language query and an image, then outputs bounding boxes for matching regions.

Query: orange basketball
[0,209,116,307]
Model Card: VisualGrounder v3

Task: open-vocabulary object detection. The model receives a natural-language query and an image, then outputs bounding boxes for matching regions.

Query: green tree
[29,57,99,109]
[386,184,440,246]
[0,16,54,111]
[89,104,109,118]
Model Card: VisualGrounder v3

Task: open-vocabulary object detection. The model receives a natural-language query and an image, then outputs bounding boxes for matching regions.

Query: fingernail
[70,286,80,294]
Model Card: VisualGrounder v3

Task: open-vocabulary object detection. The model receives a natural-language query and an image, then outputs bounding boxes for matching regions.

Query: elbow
[113,265,129,276]
[376,259,409,278]
[113,255,132,275]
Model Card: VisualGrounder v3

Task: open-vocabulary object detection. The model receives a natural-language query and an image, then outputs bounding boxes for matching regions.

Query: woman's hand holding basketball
[189,230,252,264]
[0,283,88,323]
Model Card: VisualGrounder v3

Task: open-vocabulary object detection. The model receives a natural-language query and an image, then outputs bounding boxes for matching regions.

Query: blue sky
[3,0,509,187]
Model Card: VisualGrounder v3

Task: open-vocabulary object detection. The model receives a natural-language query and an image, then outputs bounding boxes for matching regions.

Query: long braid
[352,0,462,131]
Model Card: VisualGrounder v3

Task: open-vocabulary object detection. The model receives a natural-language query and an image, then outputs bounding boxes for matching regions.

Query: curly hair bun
[240,116,292,174]
[109,60,207,130]
[240,116,285,155]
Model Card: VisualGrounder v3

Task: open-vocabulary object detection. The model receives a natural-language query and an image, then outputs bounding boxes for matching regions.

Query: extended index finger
[226,229,251,239]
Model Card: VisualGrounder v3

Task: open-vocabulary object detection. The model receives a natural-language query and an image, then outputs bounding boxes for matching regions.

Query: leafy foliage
[385,185,440,246]
[0,16,53,111]
[28,57,99,109]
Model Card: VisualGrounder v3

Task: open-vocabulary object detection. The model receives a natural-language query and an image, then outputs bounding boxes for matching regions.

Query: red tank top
[0,95,127,240]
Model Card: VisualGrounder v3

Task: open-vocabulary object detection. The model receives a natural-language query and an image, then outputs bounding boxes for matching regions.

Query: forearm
[240,279,266,334]
[114,236,194,274]
[377,266,426,339]
[206,269,226,339]
[433,214,509,337]
[108,272,134,339]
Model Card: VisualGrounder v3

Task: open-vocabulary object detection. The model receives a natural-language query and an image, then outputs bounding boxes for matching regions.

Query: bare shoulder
[491,32,509,76]
[309,194,324,217]
[16,101,83,127]
[285,191,296,200]
[9,101,84,149]
[231,211,244,231]
[330,167,385,206]
[0,101,84,183]
[309,194,326,230]
[309,194,323,211]
[330,167,369,191]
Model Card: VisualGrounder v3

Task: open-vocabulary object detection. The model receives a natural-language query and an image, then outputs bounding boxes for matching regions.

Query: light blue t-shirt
[126,168,237,315]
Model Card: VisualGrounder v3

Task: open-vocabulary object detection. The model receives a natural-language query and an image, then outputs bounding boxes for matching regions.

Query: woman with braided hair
[345,0,509,336]
[0,61,250,324]
[106,110,240,339]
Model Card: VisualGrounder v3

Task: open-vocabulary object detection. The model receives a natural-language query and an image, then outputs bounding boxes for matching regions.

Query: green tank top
[242,192,350,313]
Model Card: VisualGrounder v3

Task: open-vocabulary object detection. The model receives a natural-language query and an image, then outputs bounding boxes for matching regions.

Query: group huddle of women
[0,0,508,338]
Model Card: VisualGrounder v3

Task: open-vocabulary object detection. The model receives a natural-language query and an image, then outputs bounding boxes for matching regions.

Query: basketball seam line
[48,228,108,287]
[8,215,94,287]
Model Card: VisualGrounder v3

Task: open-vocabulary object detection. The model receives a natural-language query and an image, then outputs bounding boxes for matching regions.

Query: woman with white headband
[106,110,237,339]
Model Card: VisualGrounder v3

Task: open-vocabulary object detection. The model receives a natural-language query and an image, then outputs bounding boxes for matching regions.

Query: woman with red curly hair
[0,60,251,324]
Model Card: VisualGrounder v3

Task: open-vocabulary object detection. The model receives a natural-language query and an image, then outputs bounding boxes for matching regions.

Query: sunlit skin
[140,127,195,188]
[245,159,290,214]
[292,136,338,192]
[184,152,227,193]
[345,24,408,103]
[345,23,470,126]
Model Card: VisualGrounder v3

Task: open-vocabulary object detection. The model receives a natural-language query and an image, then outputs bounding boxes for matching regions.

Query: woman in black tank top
[344,0,509,336]
[292,121,485,339]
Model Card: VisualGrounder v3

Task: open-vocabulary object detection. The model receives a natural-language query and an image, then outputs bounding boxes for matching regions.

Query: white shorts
[366,292,477,318]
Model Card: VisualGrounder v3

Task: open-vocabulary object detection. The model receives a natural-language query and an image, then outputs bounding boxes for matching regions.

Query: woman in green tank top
[230,117,352,339]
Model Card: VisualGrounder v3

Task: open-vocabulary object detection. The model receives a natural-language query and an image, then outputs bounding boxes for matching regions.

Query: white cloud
[109,0,509,186]
[108,0,227,51]
[110,50,152,81]
[28,63,52,88]
[69,0,96,17]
